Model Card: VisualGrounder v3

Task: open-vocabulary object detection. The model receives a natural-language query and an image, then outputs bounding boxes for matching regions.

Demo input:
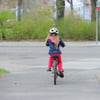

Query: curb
[0,41,100,47]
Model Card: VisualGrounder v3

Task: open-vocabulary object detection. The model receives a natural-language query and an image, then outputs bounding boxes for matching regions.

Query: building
[75,0,91,20]
[65,0,91,20]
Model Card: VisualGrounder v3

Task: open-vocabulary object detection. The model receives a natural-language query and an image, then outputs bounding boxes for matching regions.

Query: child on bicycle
[45,27,65,78]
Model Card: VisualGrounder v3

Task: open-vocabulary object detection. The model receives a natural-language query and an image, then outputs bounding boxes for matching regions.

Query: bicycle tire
[54,67,57,85]
[53,61,57,85]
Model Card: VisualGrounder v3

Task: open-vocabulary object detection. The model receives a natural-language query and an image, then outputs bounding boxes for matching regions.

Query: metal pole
[83,0,85,19]
[52,0,57,20]
[96,8,98,44]
[52,0,57,27]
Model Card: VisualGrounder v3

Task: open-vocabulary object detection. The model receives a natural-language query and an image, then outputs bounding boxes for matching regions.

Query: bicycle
[52,56,59,85]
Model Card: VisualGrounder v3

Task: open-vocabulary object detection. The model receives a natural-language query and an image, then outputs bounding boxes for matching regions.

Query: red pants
[48,54,64,71]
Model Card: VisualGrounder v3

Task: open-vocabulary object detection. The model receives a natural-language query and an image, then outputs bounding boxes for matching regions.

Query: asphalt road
[0,42,100,100]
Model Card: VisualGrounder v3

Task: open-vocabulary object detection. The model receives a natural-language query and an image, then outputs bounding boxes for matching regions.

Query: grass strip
[0,68,9,78]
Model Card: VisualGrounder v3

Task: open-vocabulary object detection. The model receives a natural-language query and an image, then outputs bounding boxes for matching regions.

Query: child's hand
[45,33,50,43]
[47,33,50,38]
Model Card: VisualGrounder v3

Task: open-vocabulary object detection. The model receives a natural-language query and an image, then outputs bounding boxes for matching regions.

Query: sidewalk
[0,41,100,47]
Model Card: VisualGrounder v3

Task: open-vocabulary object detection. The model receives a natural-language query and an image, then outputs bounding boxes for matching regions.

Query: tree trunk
[17,0,22,21]
[67,0,73,11]
[56,0,65,19]
[70,0,73,10]
[91,0,97,21]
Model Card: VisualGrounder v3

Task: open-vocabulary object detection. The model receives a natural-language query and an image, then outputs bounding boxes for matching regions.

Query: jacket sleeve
[60,39,65,47]
[46,39,49,46]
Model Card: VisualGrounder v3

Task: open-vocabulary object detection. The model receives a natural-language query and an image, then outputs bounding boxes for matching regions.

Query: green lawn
[0,68,9,78]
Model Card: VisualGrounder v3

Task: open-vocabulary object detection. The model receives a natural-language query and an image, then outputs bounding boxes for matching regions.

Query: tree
[17,0,22,21]
[67,0,73,11]
[0,10,15,40]
[56,0,65,19]
[22,0,27,15]
[67,0,73,15]
[91,0,97,21]
[7,0,17,7]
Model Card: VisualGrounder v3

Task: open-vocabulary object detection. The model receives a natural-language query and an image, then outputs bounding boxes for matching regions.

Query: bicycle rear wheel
[53,57,58,85]
[54,68,57,85]
[54,63,58,85]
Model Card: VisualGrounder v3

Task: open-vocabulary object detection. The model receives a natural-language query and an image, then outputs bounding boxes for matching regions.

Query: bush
[0,29,2,39]
[7,19,54,40]
[0,10,15,40]
[55,15,96,41]
[1,9,98,41]
[5,7,55,40]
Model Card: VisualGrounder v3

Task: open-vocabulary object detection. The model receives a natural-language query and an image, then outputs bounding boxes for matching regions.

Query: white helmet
[49,27,59,34]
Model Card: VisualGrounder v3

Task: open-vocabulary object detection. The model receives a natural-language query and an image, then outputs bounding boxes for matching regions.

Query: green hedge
[7,19,54,40]
[1,13,98,41]
[56,16,96,41]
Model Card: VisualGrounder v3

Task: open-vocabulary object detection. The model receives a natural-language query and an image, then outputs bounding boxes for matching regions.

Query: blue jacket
[46,38,65,55]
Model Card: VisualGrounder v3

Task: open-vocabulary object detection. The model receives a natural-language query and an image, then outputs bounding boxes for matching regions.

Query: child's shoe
[59,69,64,78]
[47,67,51,71]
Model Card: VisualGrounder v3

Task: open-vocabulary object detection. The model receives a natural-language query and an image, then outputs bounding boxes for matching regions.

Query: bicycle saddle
[53,56,58,60]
